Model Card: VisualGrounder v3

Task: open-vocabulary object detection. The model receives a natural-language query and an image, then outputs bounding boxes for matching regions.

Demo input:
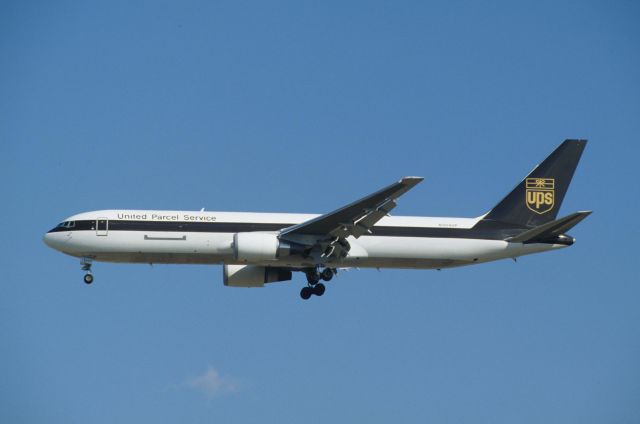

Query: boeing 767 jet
[44,139,590,299]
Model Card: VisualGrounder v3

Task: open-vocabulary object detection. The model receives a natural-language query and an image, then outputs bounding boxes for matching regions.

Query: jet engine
[233,232,305,262]
[223,264,292,287]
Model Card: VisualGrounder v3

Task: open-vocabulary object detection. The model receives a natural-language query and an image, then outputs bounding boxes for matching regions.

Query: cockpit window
[56,221,75,228]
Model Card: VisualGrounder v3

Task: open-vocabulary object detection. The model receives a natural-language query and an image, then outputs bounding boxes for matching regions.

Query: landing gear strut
[299,267,334,299]
[81,257,94,285]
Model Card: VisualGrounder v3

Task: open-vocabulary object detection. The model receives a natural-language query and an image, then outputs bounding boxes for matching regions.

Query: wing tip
[401,176,424,185]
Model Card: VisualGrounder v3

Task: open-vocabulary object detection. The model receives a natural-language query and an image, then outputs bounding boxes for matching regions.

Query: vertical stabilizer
[482,139,587,227]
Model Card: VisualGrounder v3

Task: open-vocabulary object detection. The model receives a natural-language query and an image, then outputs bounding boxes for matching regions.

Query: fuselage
[43,209,566,270]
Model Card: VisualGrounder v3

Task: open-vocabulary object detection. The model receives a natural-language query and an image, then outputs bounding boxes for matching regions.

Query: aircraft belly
[92,252,225,264]
[340,237,560,269]
[61,231,234,264]
[340,257,469,269]
[354,236,508,260]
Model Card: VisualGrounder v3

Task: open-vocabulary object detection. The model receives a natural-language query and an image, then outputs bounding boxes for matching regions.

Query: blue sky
[1,1,639,422]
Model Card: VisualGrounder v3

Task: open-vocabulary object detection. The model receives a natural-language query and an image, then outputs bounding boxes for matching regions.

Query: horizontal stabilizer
[507,211,592,243]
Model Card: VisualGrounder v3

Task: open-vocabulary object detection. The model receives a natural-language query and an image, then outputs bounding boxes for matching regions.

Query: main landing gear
[300,284,324,300]
[299,267,335,300]
[81,257,94,285]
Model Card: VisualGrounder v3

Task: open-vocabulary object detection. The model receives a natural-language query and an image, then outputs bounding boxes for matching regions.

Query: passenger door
[96,218,109,236]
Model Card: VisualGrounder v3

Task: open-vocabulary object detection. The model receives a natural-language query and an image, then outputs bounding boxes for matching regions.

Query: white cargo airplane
[44,140,590,299]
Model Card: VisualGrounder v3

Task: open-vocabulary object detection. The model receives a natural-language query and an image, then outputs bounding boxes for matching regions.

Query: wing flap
[328,199,398,239]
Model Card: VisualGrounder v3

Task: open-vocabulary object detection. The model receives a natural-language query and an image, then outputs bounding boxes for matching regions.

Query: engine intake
[223,264,292,287]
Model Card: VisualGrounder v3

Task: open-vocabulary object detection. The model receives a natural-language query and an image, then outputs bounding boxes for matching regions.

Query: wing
[279,176,423,261]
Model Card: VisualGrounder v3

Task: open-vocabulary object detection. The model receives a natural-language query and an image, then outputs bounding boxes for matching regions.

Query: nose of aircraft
[43,230,68,252]
[43,231,56,249]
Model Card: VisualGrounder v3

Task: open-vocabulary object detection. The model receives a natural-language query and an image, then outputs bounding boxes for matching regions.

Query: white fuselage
[43,210,565,270]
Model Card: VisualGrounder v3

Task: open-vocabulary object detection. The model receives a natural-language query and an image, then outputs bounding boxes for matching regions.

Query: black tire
[306,272,320,285]
[83,274,94,285]
[314,283,326,296]
[321,268,334,281]
[300,287,312,300]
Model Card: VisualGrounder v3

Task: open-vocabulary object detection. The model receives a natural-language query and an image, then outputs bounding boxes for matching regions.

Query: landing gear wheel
[321,268,334,281]
[313,283,326,296]
[83,273,94,285]
[306,271,320,286]
[300,286,312,300]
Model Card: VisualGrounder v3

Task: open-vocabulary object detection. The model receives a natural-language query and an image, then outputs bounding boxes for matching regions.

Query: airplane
[44,139,590,299]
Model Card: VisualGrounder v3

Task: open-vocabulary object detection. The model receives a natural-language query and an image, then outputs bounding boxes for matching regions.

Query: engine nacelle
[233,232,305,262]
[223,264,292,287]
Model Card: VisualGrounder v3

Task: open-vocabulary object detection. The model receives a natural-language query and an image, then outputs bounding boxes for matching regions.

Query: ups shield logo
[526,178,555,214]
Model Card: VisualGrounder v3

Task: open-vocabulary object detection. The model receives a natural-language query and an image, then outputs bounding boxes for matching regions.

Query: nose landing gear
[81,257,94,285]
